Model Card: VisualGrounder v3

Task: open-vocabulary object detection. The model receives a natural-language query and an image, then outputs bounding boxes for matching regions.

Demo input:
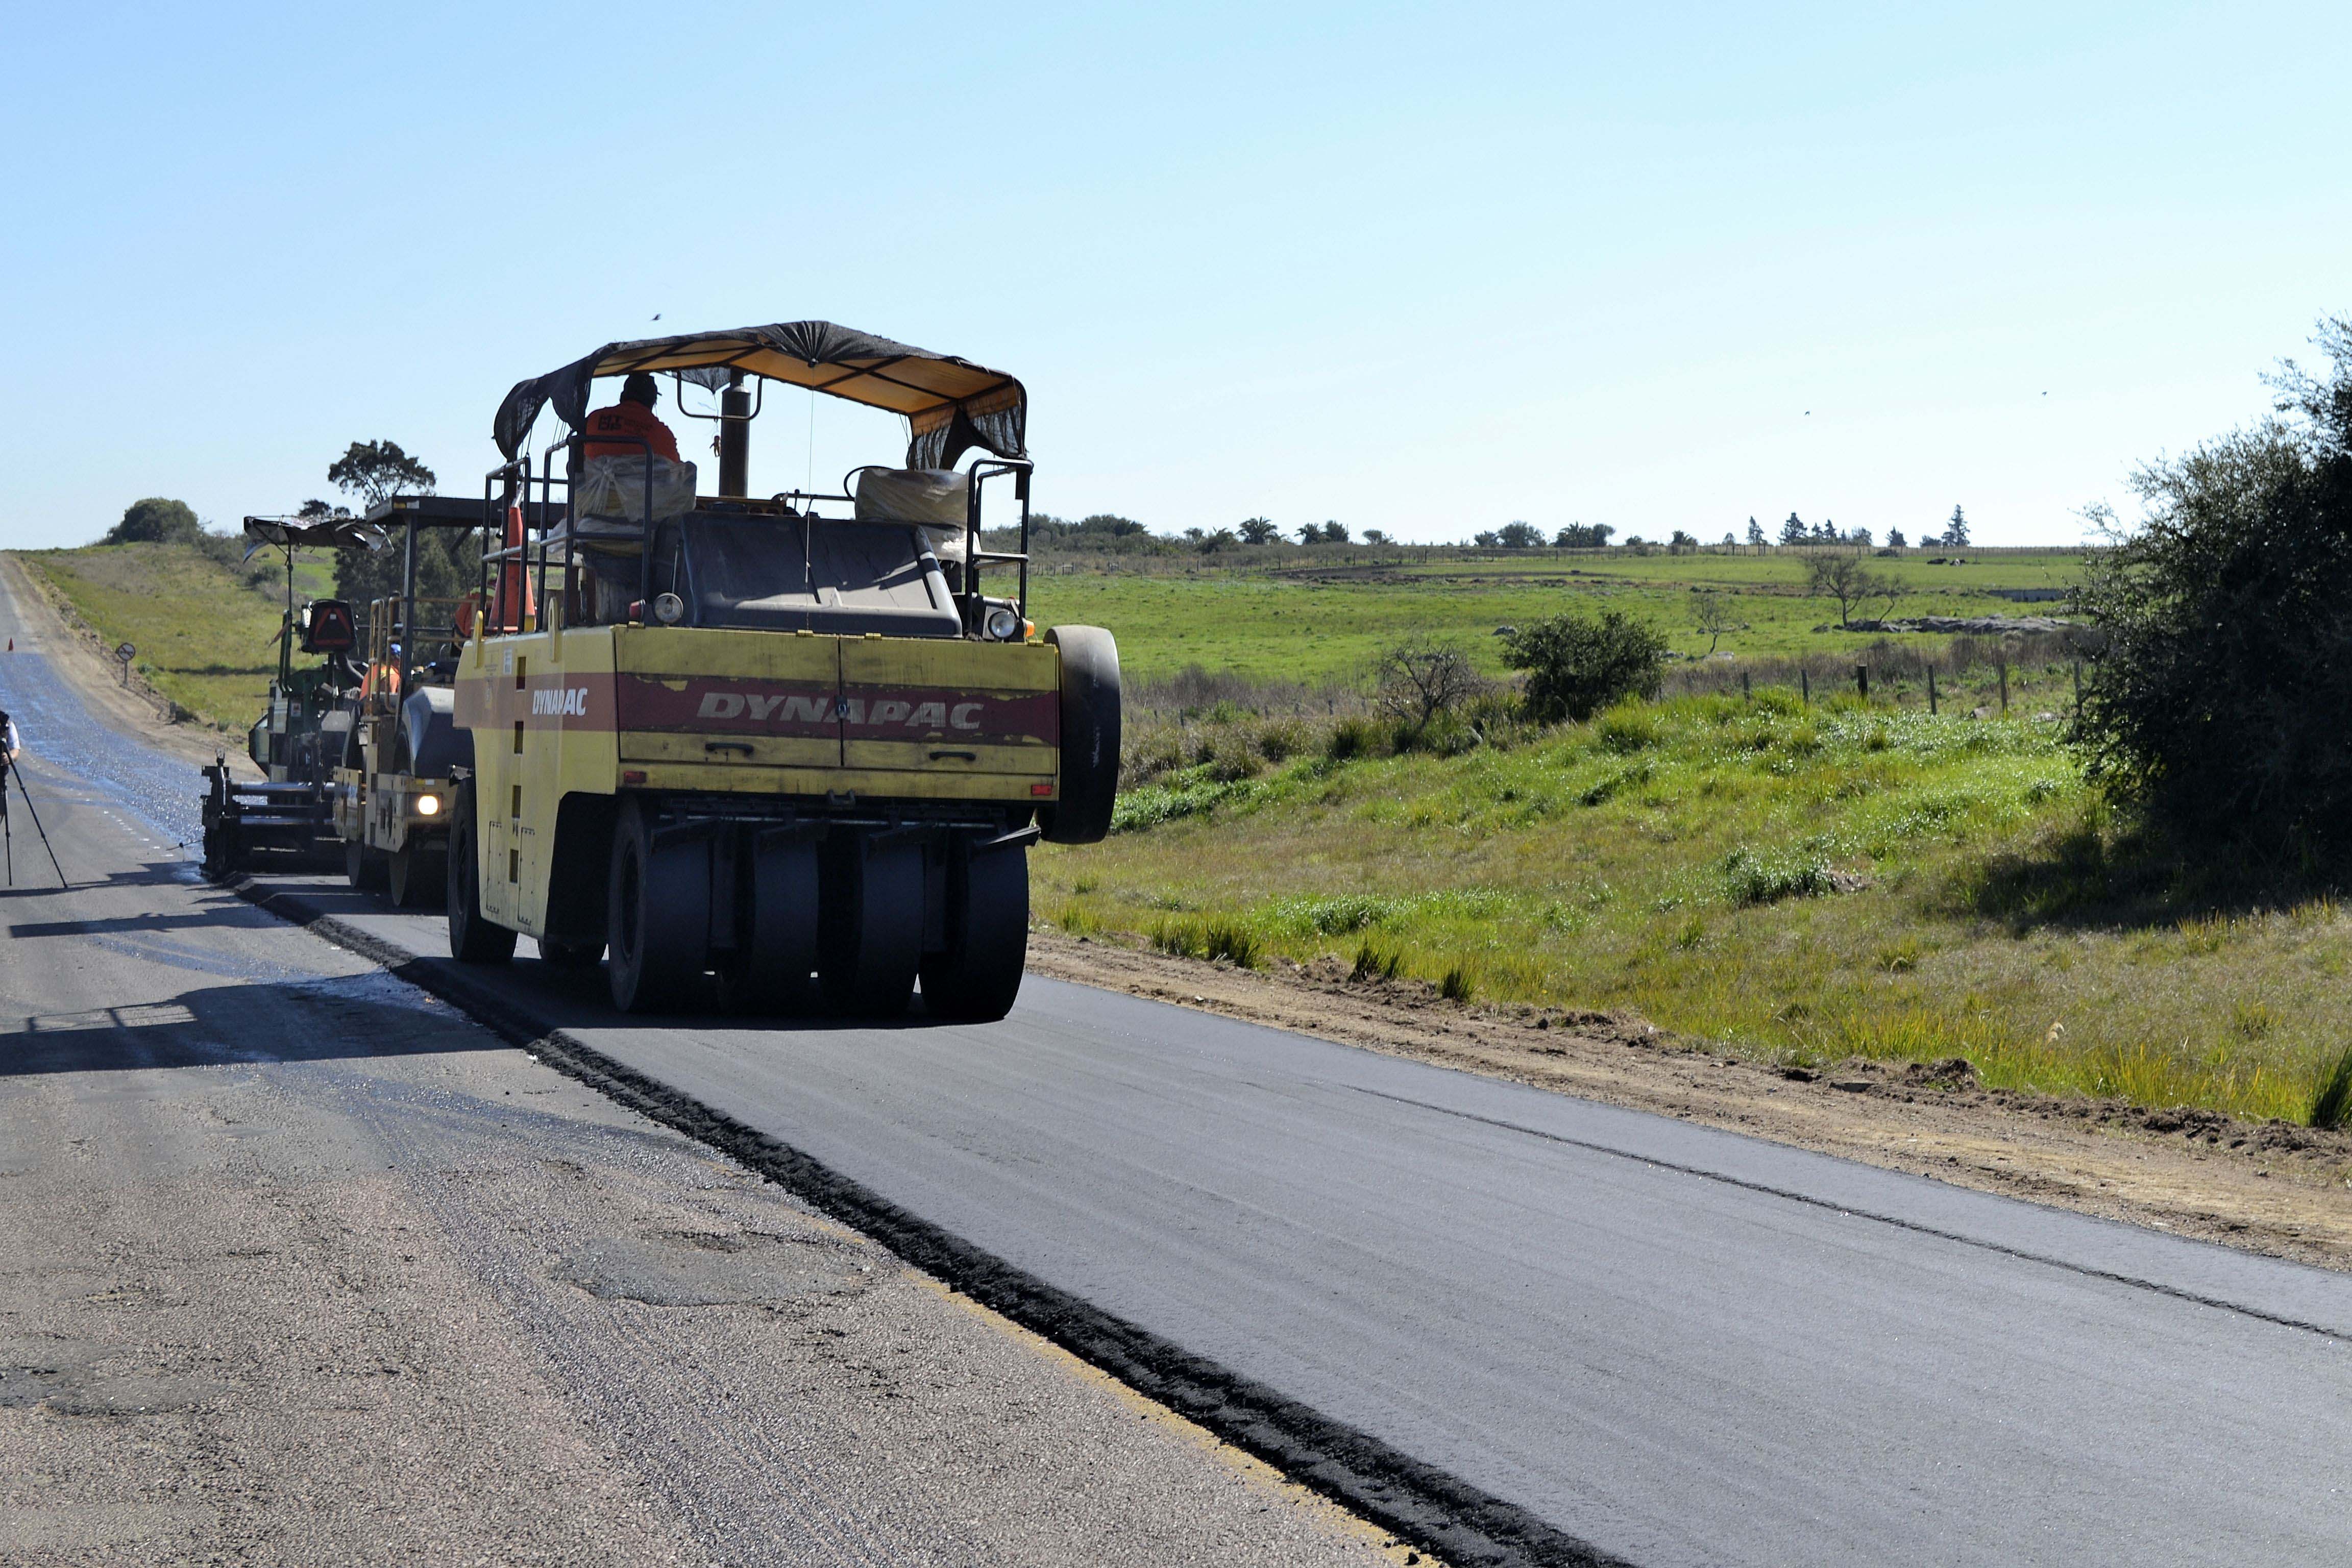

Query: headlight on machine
[414,793,442,817]
[984,605,1023,641]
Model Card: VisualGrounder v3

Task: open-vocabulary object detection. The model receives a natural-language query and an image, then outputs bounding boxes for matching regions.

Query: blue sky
[4,2,2347,548]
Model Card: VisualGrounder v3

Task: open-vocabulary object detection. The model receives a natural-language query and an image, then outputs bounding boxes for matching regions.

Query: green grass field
[1045,692,2351,1125]
[16,544,334,731]
[1025,547,2087,684]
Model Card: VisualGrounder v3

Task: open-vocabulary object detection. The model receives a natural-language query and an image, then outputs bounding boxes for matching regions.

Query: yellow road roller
[446,321,1119,1020]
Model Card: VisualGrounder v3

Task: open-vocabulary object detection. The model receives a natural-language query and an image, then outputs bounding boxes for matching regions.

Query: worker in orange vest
[583,373,680,462]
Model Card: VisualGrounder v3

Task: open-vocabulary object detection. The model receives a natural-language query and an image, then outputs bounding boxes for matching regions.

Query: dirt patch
[0,553,254,774]
[557,1229,875,1307]
[1027,929,2352,1273]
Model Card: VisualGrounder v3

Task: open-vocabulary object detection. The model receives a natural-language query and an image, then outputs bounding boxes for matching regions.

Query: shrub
[1151,916,1262,967]
[1255,716,1311,764]
[2072,316,2352,860]
[1203,729,1263,782]
[191,530,246,570]
[1324,715,1382,762]
[2311,1044,2352,1130]
[103,497,202,546]
[1375,638,1490,734]
[1502,610,1668,724]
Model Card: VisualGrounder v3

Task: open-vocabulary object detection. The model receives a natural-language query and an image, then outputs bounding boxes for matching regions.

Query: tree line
[1016,505,1978,557]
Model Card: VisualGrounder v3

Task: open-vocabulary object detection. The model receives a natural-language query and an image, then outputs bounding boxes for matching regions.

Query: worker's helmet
[621,372,659,407]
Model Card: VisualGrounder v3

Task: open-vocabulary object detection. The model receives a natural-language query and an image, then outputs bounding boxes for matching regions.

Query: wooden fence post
[1855,664,1868,700]
[1801,669,1809,706]
[1997,657,2010,714]
[1741,670,1751,699]
[2072,659,2082,715]
[1928,668,1938,715]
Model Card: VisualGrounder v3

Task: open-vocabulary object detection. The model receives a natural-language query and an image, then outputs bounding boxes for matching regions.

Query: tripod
[0,740,68,890]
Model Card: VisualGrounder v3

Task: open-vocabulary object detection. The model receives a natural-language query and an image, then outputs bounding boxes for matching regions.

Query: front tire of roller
[919,841,1028,1022]
[1040,626,1121,844]
[818,834,923,1017]
[346,837,388,893]
[389,842,446,909]
[447,782,516,965]
[606,798,709,1014]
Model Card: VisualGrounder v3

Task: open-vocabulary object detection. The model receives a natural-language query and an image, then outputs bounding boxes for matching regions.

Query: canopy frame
[492,320,1026,472]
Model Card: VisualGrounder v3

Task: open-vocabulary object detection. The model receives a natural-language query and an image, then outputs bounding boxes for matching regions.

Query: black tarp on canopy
[241,514,387,558]
[492,321,1026,471]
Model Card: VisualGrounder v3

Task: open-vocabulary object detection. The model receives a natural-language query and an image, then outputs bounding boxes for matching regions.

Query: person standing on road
[583,372,681,462]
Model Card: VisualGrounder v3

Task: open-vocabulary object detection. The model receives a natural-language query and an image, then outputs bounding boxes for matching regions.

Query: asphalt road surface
[7,567,2352,1565]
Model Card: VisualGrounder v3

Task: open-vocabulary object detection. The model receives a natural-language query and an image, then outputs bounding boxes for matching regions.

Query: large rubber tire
[606,799,710,1014]
[346,837,387,893]
[718,836,821,1015]
[818,834,923,1017]
[919,841,1028,1022]
[447,783,516,965]
[1040,626,1121,844]
[537,933,606,970]
[388,842,446,908]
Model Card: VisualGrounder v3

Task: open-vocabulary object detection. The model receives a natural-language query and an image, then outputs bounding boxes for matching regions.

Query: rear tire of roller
[537,934,606,970]
[718,836,821,1015]
[818,834,922,1017]
[606,799,709,1014]
[919,841,1028,1022]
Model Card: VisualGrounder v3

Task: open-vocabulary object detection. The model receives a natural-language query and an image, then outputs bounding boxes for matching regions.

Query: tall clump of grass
[1439,963,1476,1003]
[1351,941,1403,982]
[1151,915,1262,968]
[1721,847,1834,905]
[2309,1045,2352,1130]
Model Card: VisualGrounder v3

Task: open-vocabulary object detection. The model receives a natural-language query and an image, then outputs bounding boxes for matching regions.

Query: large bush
[2073,318,2352,858]
[1500,610,1668,724]
[103,497,202,545]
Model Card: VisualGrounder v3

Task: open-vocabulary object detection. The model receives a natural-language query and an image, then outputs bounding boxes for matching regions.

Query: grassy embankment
[14,543,333,732]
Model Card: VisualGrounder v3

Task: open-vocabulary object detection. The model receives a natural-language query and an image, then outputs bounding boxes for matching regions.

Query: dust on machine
[204,321,1120,1021]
